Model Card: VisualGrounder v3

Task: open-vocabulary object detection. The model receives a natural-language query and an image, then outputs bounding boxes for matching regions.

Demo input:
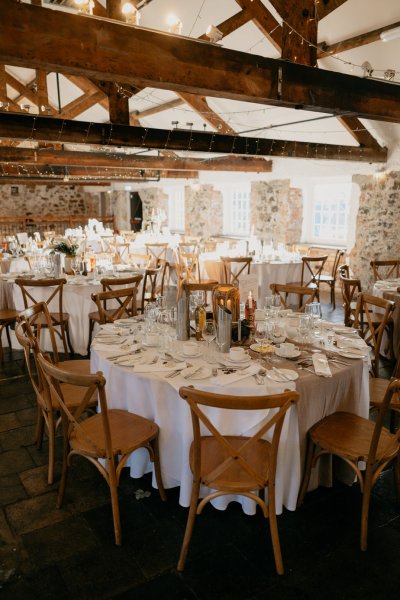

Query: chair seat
[318,274,334,284]
[51,382,97,410]
[0,309,19,323]
[88,310,102,323]
[55,359,91,375]
[370,378,400,410]
[309,411,397,462]
[288,281,318,289]
[190,435,271,492]
[70,409,159,457]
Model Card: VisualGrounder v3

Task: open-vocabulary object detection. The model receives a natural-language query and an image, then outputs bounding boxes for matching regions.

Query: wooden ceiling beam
[313,0,349,20]
[59,91,105,119]
[0,66,6,97]
[177,93,236,135]
[2,1,399,123]
[0,113,387,163]
[318,21,400,58]
[234,0,282,51]
[0,146,272,172]
[0,164,198,179]
[0,179,109,186]
[135,98,184,119]
[198,8,253,42]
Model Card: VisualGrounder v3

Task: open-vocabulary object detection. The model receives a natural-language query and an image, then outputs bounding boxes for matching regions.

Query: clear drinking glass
[254,320,268,366]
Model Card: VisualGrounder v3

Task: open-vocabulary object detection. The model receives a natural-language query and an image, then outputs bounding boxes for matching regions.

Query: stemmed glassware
[202,319,216,362]
[298,314,311,345]
[254,320,269,366]
[305,302,322,338]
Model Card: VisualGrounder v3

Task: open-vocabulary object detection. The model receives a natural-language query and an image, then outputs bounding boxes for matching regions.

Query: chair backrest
[140,265,166,312]
[179,386,299,491]
[366,378,400,468]
[128,253,152,270]
[182,281,219,311]
[353,292,395,377]
[331,249,345,278]
[17,301,61,362]
[175,248,199,284]
[15,320,47,411]
[144,243,168,267]
[91,287,139,324]
[338,264,350,279]
[99,274,142,311]
[300,256,328,286]
[221,257,252,287]
[37,353,107,457]
[339,269,362,326]
[270,283,318,311]
[370,259,400,281]
[109,243,130,264]
[15,278,67,321]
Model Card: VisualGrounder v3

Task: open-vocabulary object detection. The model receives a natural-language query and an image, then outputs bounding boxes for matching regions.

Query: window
[167,187,185,232]
[222,183,251,236]
[305,181,353,245]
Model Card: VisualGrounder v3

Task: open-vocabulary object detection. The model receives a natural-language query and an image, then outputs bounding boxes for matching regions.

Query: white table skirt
[91,342,369,515]
[200,257,302,303]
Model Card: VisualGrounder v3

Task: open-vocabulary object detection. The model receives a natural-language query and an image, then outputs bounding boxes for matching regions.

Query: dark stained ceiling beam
[0,146,273,172]
[318,21,400,58]
[2,1,399,123]
[0,164,198,179]
[234,0,282,51]
[0,179,110,186]
[0,113,387,163]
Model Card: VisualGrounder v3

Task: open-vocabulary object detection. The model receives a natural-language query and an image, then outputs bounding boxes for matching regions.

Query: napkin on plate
[93,341,139,353]
[336,336,368,351]
[312,353,332,377]
[213,363,259,386]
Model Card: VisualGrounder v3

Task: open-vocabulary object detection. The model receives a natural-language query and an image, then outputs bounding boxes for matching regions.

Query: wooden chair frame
[270,283,318,312]
[318,249,345,308]
[298,379,400,551]
[177,385,299,575]
[37,353,166,545]
[0,308,18,362]
[300,255,328,289]
[144,242,168,267]
[91,287,139,324]
[370,354,400,432]
[353,292,395,377]
[370,259,400,282]
[15,277,74,356]
[221,256,252,287]
[339,269,362,327]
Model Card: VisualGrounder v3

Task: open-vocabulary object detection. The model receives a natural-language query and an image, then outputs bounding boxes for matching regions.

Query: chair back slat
[91,287,139,323]
[370,259,400,281]
[221,257,252,287]
[270,283,317,311]
[301,256,328,287]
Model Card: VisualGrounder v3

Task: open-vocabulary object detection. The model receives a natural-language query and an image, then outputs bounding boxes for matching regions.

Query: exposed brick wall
[185,184,223,239]
[0,185,100,216]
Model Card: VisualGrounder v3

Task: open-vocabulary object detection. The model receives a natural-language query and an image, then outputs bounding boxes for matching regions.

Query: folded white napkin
[312,353,332,377]
[336,336,368,351]
[213,363,259,386]
[93,342,139,353]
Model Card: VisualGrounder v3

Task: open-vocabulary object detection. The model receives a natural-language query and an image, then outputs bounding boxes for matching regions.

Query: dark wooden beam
[0,179,109,186]
[234,0,282,51]
[0,146,273,172]
[318,21,400,58]
[136,98,184,119]
[198,8,253,42]
[0,113,387,163]
[0,164,198,179]
[177,93,236,135]
[2,0,399,123]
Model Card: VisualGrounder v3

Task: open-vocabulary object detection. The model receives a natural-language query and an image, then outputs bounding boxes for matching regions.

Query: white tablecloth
[91,340,369,515]
[200,256,302,304]
[0,273,143,356]
[0,257,29,274]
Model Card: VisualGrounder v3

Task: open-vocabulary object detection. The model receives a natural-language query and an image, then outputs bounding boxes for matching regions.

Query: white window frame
[167,187,185,233]
[301,178,354,246]
[222,183,251,237]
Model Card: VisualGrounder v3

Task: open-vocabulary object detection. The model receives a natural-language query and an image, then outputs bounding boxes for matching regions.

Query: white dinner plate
[337,349,368,359]
[275,349,301,359]
[223,356,252,367]
[181,366,212,380]
[178,350,204,359]
[250,343,274,354]
[266,368,299,382]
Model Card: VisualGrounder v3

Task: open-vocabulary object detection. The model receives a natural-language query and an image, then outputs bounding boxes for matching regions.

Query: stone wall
[351,172,400,290]
[250,180,303,244]
[185,184,223,239]
[0,184,100,216]
[138,188,168,226]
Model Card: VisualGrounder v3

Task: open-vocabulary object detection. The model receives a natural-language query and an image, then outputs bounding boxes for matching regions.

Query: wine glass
[254,320,268,366]
[298,314,311,345]
[202,319,216,350]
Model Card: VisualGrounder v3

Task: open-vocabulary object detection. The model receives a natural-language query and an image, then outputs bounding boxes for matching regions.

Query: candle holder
[212,285,240,323]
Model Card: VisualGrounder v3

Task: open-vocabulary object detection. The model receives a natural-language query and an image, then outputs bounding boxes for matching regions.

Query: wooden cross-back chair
[37,353,166,546]
[353,292,395,377]
[87,275,142,351]
[369,353,400,432]
[270,283,318,312]
[144,243,168,267]
[182,281,219,314]
[15,277,74,356]
[175,247,200,298]
[288,256,328,301]
[128,253,152,270]
[298,378,400,552]
[139,265,169,313]
[109,242,130,264]
[221,257,252,287]
[339,267,362,327]
[15,306,94,484]
[370,259,400,282]
[177,385,300,575]
[317,249,345,309]
[91,287,139,326]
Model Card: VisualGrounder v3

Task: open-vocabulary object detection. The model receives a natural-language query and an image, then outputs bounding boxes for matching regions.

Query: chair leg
[177,477,201,572]
[297,437,316,507]
[87,319,95,355]
[64,322,74,357]
[57,440,70,509]
[360,472,372,551]
[6,323,13,348]
[108,459,122,546]
[35,408,45,450]
[152,437,167,502]
[268,482,284,575]
[47,421,55,485]
[331,283,336,310]
[59,324,69,356]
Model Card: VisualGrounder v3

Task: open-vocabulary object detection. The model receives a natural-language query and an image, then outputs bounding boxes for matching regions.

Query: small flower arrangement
[52,238,79,257]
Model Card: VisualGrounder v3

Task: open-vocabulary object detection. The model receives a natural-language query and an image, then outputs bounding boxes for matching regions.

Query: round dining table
[90,330,369,515]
